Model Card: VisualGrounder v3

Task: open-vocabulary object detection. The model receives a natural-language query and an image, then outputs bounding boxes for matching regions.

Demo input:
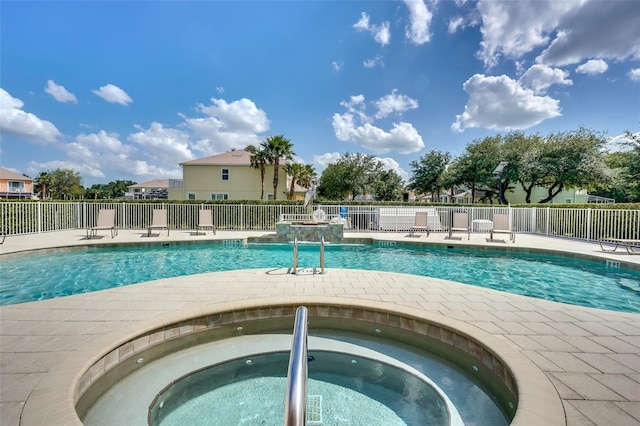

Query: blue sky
[1,0,639,186]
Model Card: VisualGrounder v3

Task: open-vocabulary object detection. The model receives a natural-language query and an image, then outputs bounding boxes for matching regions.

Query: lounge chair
[87,209,117,239]
[599,238,640,254]
[490,213,515,242]
[196,209,216,235]
[148,209,169,237]
[447,211,470,240]
[409,212,430,237]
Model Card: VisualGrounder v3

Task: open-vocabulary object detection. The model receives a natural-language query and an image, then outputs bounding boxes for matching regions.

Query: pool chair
[148,209,169,237]
[87,209,118,239]
[599,238,640,254]
[409,212,430,237]
[447,211,470,240]
[490,213,515,242]
[196,209,216,235]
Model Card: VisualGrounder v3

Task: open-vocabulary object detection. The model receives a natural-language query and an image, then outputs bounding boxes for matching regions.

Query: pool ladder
[284,306,308,426]
[291,237,325,275]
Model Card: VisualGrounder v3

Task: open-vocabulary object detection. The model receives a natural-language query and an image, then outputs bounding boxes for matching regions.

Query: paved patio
[1,230,639,425]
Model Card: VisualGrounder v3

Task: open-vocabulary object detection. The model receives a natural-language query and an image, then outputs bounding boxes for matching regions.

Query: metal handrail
[292,237,298,274]
[319,236,325,274]
[284,306,308,426]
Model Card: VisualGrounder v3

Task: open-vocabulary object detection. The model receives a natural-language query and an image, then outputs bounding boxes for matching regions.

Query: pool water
[2,242,639,312]
[150,351,457,426]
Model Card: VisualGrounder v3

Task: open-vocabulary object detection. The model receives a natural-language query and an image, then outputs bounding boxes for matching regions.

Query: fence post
[586,208,592,241]
[37,201,42,234]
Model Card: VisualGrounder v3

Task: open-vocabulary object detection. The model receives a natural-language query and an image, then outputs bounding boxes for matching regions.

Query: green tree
[48,169,84,199]
[284,163,316,199]
[407,150,451,201]
[34,171,53,200]
[536,128,611,203]
[450,136,502,203]
[317,152,383,200]
[246,144,269,200]
[261,135,295,200]
[372,169,404,201]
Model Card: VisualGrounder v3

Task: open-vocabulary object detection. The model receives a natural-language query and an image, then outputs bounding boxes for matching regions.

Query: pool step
[307,394,323,425]
[289,267,323,275]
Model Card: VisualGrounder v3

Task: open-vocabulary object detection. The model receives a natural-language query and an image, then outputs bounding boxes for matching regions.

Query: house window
[565,198,572,204]
[188,193,196,200]
[211,193,228,200]
[267,194,274,200]
[221,168,229,181]
[8,181,24,192]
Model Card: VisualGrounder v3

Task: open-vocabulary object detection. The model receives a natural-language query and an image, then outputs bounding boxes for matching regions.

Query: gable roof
[128,179,171,189]
[0,167,33,182]
[181,150,253,166]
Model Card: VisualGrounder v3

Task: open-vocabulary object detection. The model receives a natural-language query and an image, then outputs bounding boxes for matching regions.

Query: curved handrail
[284,306,308,426]
[320,236,325,274]
[292,237,298,274]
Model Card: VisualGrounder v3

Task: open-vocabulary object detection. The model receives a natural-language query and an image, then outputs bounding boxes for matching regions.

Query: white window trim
[221,168,230,181]
[211,193,229,200]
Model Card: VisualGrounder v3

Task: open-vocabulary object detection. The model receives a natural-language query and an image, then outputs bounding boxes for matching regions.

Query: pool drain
[307,394,322,425]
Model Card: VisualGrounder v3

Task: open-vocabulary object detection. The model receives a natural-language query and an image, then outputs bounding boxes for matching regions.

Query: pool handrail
[284,306,308,426]
[292,237,298,274]
[320,236,325,274]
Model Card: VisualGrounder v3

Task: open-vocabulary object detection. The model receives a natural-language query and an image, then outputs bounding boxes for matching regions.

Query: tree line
[28,127,639,203]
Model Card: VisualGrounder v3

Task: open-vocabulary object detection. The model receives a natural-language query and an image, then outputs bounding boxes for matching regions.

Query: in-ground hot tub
[76,303,527,426]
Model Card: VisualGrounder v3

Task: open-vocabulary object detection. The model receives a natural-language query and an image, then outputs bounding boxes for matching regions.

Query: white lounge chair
[87,209,117,239]
[409,212,430,237]
[148,209,169,237]
[599,238,640,254]
[447,211,470,240]
[490,213,515,242]
[196,209,216,235]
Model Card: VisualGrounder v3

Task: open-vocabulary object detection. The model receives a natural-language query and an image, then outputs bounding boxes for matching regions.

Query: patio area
[1,230,639,425]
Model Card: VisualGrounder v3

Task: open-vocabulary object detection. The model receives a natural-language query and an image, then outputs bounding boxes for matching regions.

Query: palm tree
[261,135,295,200]
[284,163,317,200]
[245,145,269,200]
[34,171,53,200]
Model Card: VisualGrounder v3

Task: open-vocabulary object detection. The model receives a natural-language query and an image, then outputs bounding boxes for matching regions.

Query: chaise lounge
[87,209,118,239]
[196,209,216,235]
[490,213,515,243]
[447,211,470,240]
[148,209,169,237]
[599,238,640,254]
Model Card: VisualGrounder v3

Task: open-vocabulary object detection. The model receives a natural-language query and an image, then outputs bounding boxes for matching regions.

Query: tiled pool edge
[21,297,564,426]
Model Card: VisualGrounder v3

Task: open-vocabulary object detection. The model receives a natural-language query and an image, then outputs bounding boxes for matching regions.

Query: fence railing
[0,202,638,243]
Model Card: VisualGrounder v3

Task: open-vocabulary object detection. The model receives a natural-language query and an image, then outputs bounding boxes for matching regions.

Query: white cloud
[363,56,384,68]
[0,88,61,143]
[92,84,133,105]
[128,122,195,165]
[448,16,464,34]
[332,61,343,72]
[575,59,608,75]
[313,152,342,171]
[332,91,424,154]
[215,86,224,94]
[452,74,562,132]
[28,160,105,179]
[353,12,390,46]
[182,97,270,154]
[76,130,134,155]
[629,68,640,82]
[606,132,640,153]
[378,156,409,182]
[403,0,433,44]
[44,80,77,103]
[374,90,419,119]
[476,0,576,67]
[519,64,572,94]
[536,0,640,66]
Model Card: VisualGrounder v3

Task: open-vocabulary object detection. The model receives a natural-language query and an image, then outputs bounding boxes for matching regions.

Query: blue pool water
[1,242,639,312]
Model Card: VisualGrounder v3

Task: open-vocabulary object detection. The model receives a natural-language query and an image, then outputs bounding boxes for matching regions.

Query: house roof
[181,149,290,166]
[128,179,171,189]
[0,167,33,182]
[181,150,253,166]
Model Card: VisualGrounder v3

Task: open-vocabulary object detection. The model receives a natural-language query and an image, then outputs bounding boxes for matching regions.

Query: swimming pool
[2,242,639,312]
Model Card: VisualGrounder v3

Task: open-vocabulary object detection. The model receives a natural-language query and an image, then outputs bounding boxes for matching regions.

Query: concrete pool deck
[1,230,639,425]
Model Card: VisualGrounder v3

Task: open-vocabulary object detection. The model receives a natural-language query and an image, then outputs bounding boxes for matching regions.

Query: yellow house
[171,150,289,200]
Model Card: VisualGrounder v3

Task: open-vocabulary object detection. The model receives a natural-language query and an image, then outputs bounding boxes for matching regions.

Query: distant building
[126,179,183,199]
[0,167,34,199]
[173,150,289,200]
